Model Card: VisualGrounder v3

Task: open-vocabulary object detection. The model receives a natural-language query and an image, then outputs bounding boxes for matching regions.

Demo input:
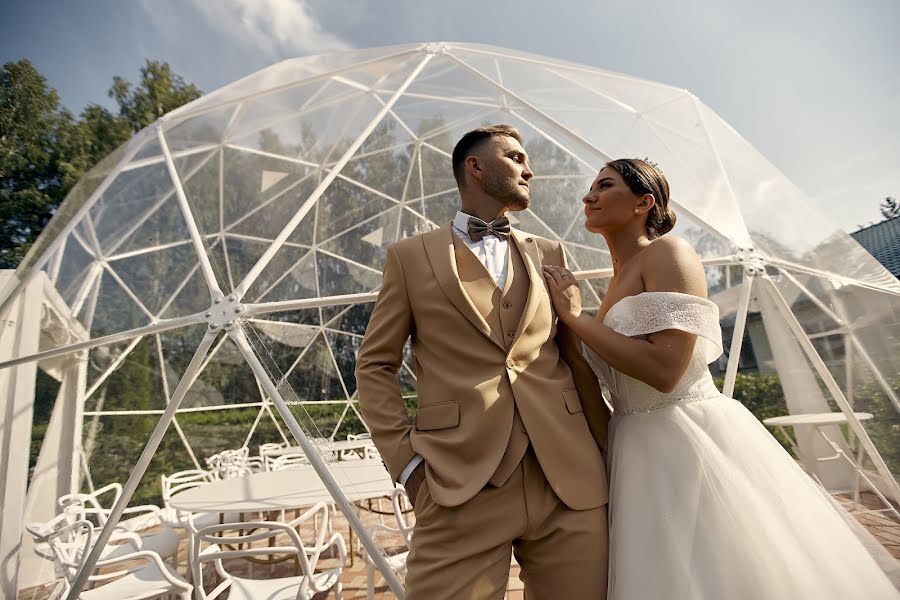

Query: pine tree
[880,196,899,220]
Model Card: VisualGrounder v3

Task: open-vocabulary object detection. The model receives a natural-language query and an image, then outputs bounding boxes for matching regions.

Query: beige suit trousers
[404,447,609,600]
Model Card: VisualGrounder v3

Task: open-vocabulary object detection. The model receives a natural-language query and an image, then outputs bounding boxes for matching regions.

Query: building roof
[850,216,900,277]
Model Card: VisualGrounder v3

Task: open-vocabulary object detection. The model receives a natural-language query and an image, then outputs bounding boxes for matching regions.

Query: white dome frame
[1,42,898,598]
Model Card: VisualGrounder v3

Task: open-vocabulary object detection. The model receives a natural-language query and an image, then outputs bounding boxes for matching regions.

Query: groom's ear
[465,155,484,183]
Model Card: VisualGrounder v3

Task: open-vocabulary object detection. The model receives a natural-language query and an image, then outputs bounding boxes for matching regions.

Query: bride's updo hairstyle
[605,158,676,238]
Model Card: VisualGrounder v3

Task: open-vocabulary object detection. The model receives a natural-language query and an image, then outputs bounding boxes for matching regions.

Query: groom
[356,125,610,599]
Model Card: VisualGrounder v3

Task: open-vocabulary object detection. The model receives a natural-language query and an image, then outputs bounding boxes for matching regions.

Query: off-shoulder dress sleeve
[602,291,724,364]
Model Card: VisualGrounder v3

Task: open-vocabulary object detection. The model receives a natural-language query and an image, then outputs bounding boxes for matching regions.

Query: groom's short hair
[452,124,522,188]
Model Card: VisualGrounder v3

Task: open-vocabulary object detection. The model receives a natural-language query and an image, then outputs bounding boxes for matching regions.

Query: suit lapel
[423,224,505,350]
[509,228,546,346]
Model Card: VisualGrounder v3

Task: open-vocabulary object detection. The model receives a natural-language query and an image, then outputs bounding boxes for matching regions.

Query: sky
[1,0,898,232]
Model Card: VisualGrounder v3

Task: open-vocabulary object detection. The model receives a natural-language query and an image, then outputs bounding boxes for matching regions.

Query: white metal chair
[161,468,252,574]
[190,502,346,600]
[203,453,221,475]
[268,452,310,471]
[310,437,340,462]
[27,515,192,600]
[59,482,171,531]
[338,434,377,461]
[26,512,81,563]
[58,483,181,566]
[362,487,413,600]
[259,442,291,471]
[259,441,289,455]
[244,454,266,473]
[161,469,214,501]
[28,510,154,568]
[160,469,226,532]
[205,448,254,479]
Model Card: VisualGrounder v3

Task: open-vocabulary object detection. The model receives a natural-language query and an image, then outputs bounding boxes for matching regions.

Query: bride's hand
[542,265,582,325]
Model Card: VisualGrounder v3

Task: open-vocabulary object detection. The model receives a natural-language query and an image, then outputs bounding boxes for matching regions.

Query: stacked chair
[57,483,181,568]
[26,497,190,599]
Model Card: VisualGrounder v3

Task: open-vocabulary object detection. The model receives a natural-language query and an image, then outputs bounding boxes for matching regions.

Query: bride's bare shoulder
[640,236,706,296]
[645,234,695,254]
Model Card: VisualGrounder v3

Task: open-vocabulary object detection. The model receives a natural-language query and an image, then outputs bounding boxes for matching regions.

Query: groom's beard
[484,171,530,211]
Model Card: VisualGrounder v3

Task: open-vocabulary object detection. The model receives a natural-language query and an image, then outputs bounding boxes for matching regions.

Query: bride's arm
[544,237,707,393]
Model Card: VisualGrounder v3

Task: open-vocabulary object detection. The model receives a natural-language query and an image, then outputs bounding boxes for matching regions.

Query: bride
[542,158,898,599]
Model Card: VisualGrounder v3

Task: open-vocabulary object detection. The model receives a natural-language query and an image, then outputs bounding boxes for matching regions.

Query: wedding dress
[585,291,899,599]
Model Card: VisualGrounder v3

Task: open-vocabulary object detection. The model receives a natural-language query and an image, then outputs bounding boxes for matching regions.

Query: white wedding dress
[585,291,899,599]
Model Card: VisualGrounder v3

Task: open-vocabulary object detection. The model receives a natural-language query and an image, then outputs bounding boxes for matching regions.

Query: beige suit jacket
[356,224,610,509]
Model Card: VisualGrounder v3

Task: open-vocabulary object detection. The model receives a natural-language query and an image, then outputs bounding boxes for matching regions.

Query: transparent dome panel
[12,42,899,528]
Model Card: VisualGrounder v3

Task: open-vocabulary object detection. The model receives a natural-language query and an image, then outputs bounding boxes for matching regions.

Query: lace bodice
[585,292,725,415]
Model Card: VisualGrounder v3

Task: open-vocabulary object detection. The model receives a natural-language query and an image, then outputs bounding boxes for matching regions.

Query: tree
[77,103,132,167]
[0,59,202,268]
[109,60,201,132]
[880,196,899,220]
[0,60,88,267]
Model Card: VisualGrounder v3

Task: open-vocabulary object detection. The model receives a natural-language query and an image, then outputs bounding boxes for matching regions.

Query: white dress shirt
[450,211,510,289]
[398,211,511,485]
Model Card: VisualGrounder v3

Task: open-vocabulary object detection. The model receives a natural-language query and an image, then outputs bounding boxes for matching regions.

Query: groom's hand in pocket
[406,462,427,509]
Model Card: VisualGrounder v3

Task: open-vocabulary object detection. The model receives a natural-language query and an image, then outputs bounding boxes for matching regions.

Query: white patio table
[169,459,396,566]
[169,459,393,514]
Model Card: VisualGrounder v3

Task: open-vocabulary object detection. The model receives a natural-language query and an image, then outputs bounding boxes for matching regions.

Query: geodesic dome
[3,41,899,595]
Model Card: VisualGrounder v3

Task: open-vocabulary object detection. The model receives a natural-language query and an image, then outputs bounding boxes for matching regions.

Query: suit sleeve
[355,244,417,481]
[553,242,611,451]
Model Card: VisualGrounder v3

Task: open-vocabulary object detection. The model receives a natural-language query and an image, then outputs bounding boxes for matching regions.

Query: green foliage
[77,103,132,166]
[847,376,900,474]
[28,370,62,486]
[880,196,899,221]
[0,60,86,267]
[38,361,900,509]
[103,340,155,435]
[0,59,200,268]
[109,60,202,133]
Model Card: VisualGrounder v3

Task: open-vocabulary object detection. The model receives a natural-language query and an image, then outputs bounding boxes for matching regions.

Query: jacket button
[503,302,512,309]
[506,359,515,369]
[507,331,515,339]
[525,237,533,243]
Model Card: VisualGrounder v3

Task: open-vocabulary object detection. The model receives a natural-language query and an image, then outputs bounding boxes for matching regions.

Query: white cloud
[184,0,352,59]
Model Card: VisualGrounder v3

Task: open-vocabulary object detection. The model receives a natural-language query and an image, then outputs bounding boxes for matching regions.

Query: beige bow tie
[467,216,510,242]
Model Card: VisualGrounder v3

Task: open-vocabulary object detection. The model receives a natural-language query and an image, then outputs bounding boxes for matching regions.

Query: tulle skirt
[607,394,899,599]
